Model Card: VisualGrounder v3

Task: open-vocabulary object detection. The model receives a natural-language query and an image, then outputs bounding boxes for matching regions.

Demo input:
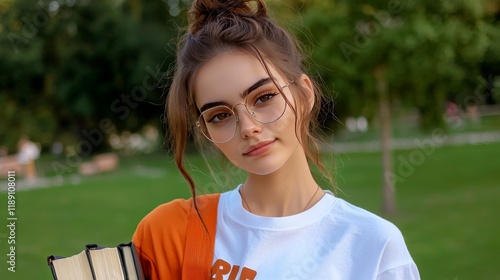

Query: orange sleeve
[132,199,191,280]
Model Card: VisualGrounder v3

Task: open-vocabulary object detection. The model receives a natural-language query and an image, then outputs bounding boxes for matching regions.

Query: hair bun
[188,0,268,34]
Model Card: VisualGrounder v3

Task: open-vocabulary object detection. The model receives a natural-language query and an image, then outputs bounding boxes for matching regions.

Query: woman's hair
[166,0,330,199]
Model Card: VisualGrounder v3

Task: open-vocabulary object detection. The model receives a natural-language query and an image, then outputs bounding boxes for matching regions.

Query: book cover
[117,242,145,280]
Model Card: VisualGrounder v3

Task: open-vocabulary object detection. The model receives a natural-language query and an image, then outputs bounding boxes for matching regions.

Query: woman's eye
[256,92,278,104]
[208,112,232,123]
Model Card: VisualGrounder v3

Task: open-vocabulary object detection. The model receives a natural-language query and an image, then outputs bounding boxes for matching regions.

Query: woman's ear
[298,74,315,110]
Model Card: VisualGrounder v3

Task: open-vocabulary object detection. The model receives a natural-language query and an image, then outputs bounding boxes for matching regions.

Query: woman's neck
[240,146,323,217]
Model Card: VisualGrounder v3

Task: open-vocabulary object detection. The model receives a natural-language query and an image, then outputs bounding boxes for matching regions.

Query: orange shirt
[132,194,220,280]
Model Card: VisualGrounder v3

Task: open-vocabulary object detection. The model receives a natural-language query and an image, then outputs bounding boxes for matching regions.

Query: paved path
[0,165,165,192]
[328,131,500,153]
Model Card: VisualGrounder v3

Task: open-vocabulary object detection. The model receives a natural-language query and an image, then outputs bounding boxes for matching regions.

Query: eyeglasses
[196,81,293,143]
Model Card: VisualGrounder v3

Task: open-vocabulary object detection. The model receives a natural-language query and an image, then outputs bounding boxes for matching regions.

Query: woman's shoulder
[142,198,192,223]
[133,198,191,250]
[331,196,404,240]
[335,199,419,276]
[138,193,220,228]
[132,194,219,279]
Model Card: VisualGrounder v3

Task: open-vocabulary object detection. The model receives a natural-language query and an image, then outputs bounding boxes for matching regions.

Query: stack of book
[47,242,144,280]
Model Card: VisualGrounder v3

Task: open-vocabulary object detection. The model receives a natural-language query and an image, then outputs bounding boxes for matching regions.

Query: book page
[89,247,125,280]
[51,250,93,280]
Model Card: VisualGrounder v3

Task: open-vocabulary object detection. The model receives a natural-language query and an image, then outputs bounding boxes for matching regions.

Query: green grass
[1,143,499,279]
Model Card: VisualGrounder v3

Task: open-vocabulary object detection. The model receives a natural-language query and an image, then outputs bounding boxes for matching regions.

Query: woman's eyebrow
[199,101,228,113]
[199,77,273,112]
[240,77,273,98]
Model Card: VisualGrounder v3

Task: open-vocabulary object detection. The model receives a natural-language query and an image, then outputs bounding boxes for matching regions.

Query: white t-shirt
[212,186,420,280]
[18,142,40,164]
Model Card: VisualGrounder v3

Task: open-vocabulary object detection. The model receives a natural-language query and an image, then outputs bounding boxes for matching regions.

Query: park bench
[78,153,119,175]
[0,156,23,178]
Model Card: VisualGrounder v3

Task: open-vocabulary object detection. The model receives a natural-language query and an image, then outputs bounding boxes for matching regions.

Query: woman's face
[194,51,302,176]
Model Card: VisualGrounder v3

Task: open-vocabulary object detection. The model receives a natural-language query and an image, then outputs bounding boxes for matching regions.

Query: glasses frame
[196,80,294,143]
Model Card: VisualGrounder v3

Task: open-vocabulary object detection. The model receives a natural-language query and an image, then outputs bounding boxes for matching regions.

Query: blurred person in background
[17,136,40,180]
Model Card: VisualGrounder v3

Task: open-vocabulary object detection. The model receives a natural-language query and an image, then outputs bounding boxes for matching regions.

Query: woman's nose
[234,105,262,138]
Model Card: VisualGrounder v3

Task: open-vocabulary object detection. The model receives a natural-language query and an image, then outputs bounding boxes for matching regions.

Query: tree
[290,0,495,214]
[0,0,58,150]
[0,0,181,154]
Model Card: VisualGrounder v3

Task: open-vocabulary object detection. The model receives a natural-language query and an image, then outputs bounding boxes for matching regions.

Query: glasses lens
[198,106,237,143]
[245,90,286,124]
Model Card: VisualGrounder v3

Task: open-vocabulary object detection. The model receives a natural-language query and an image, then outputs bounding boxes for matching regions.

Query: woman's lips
[243,140,276,156]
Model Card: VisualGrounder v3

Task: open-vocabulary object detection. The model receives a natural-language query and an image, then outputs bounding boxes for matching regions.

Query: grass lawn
[0,142,499,279]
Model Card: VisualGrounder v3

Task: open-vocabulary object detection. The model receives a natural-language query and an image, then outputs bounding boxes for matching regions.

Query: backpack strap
[182,193,221,279]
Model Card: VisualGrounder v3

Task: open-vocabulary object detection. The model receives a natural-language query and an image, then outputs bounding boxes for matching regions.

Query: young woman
[133,0,420,279]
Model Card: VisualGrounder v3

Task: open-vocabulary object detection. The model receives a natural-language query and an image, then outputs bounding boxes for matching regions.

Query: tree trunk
[374,66,396,215]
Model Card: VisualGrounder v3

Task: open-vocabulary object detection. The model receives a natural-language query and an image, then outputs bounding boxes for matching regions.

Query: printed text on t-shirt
[211,259,257,280]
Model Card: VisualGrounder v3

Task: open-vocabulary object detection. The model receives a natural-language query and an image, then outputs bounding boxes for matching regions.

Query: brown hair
[166,0,330,201]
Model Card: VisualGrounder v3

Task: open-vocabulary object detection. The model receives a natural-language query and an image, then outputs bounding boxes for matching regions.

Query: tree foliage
[277,0,499,130]
[0,0,185,153]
